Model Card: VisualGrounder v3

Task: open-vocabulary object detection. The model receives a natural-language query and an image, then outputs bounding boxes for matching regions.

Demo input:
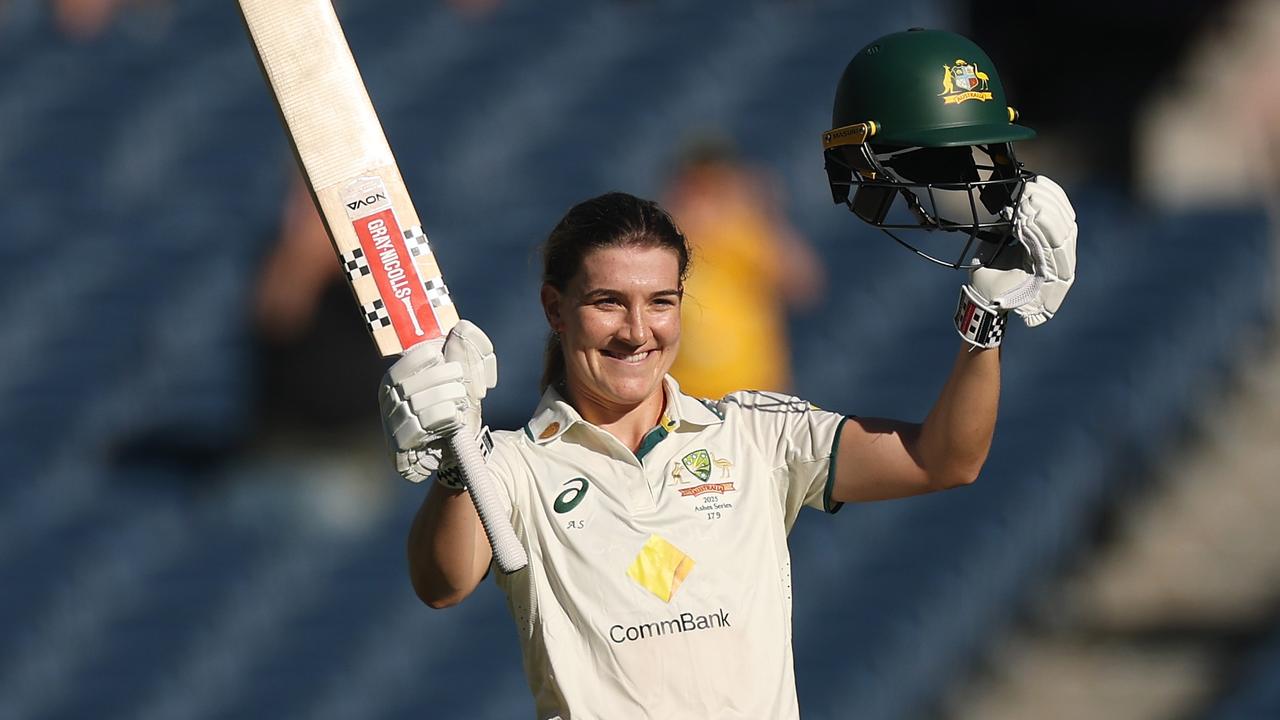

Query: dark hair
[540,192,690,393]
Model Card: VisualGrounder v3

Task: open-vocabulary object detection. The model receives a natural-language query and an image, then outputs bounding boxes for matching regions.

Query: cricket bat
[239,0,528,573]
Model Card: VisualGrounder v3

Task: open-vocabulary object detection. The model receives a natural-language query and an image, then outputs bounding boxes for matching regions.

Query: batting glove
[955,175,1078,349]
[378,320,498,486]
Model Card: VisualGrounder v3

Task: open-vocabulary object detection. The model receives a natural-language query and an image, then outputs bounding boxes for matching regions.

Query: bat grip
[450,427,528,574]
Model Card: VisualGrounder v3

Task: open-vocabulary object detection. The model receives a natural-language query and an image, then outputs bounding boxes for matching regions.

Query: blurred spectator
[50,0,168,40]
[54,0,118,38]
[255,176,341,344]
[1224,0,1280,207]
[446,0,501,21]
[1124,0,1279,211]
[251,173,386,438]
[662,134,824,399]
[245,172,393,532]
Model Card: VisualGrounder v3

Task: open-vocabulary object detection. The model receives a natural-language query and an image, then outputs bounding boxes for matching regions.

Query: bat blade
[335,173,453,352]
[239,0,456,356]
[239,0,528,574]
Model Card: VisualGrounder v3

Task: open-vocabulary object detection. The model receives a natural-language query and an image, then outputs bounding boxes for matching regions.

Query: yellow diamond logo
[627,534,694,603]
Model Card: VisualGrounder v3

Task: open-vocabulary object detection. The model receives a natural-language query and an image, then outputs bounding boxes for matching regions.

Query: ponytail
[540,333,565,394]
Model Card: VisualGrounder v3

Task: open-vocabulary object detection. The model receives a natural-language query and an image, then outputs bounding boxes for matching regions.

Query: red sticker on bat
[351,206,443,347]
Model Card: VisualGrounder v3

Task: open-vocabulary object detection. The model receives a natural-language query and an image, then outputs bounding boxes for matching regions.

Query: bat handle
[449,427,529,574]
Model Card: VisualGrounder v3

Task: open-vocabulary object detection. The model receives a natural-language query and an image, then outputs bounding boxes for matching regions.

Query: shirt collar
[662,375,725,428]
[524,375,724,445]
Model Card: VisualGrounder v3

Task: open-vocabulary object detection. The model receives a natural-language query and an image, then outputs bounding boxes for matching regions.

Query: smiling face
[541,244,683,417]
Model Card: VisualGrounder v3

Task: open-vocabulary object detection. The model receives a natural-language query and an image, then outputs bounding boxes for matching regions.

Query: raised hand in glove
[378,320,498,485]
[955,175,1078,349]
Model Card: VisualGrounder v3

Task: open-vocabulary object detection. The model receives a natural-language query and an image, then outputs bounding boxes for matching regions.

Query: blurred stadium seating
[0,1,1273,719]
[1205,621,1280,719]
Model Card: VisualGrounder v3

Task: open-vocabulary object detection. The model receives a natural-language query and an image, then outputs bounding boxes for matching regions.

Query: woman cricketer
[379,29,1078,720]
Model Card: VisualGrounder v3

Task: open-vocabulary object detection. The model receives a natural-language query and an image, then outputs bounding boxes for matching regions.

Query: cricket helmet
[822,28,1036,268]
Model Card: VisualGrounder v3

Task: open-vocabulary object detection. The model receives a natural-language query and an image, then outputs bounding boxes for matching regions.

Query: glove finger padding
[407,382,468,430]
[377,320,497,486]
[379,343,469,453]
[386,338,446,386]
[443,320,498,402]
[954,175,1078,347]
[383,382,466,451]
[1009,175,1078,327]
[380,384,424,448]
[1014,177,1076,281]
[398,361,463,398]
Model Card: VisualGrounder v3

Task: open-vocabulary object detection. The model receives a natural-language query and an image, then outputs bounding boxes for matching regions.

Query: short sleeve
[719,391,849,530]
[483,431,525,528]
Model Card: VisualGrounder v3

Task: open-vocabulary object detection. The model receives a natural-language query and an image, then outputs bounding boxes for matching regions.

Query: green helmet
[822,28,1037,268]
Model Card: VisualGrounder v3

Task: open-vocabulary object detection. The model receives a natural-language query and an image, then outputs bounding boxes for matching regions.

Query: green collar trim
[634,414,675,461]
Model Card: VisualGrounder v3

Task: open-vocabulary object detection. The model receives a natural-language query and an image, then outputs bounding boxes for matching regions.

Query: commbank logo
[608,609,730,644]
[626,534,694,603]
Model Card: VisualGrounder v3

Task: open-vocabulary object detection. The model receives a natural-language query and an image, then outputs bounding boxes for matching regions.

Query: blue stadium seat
[1205,620,1280,719]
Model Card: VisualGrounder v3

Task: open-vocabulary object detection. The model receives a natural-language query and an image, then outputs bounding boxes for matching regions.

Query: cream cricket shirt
[485,376,847,720]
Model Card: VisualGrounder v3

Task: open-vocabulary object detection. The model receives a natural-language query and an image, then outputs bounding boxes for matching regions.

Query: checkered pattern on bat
[404,226,431,258]
[423,276,453,308]
[340,247,371,281]
[361,298,391,329]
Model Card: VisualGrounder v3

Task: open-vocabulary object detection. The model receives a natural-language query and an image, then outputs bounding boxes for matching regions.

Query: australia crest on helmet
[939,59,993,105]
